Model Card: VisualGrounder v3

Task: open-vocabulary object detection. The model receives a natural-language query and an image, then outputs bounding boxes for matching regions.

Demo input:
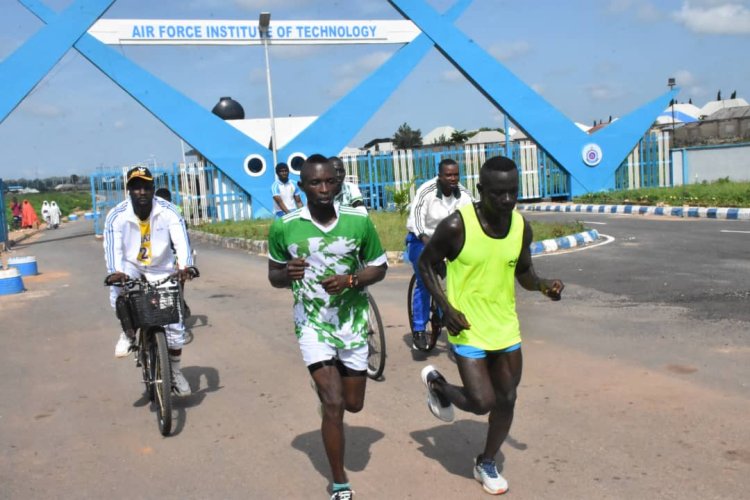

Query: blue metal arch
[0,0,674,214]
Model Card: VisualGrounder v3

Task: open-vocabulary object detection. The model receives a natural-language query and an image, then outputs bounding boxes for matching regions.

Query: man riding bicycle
[406,159,473,350]
[103,166,195,396]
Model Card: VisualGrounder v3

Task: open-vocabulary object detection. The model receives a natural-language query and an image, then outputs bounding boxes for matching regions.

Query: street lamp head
[259,12,271,35]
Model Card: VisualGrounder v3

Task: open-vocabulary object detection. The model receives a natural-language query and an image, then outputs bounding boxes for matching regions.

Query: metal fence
[341,141,571,210]
[89,130,671,224]
[614,130,670,190]
[0,179,7,249]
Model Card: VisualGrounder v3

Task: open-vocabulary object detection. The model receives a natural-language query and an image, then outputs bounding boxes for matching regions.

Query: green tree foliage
[385,179,415,216]
[450,129,471,143]
[393,122,423,149]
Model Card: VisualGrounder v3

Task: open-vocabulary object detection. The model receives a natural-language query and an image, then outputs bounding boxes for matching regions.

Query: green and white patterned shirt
[268,206,387,349]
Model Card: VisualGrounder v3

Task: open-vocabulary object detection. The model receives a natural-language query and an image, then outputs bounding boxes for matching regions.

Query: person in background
[405,159,473,350]
[10,197,22,229]
[271,162,303,217]
[21,199,39,229]
[41,201,51,228]
[48,201,62,229]
[329,156,366,214]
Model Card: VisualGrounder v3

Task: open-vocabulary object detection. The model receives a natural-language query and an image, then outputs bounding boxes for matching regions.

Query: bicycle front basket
[128,285,183,328]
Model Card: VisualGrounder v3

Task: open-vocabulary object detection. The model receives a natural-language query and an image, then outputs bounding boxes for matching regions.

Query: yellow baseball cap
[126,166,154,186]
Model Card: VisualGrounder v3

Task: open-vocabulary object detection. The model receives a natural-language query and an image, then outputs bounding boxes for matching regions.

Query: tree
[393,122,422,149]
[70,174,79,185]
[432,134,449,146]
[450,129,471,143]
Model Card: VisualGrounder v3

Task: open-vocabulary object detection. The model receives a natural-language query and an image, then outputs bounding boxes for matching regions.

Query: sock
[170,355,181,372]
[332,482,351,492]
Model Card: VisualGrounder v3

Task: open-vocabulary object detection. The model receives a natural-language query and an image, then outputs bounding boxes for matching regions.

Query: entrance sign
[89,19,421,45]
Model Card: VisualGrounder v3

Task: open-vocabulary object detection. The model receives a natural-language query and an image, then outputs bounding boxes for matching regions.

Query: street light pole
[259,12,278,169]
[667,77,676,139]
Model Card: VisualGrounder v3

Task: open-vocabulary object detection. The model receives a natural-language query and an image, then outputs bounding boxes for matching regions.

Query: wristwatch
[349,273,359,288]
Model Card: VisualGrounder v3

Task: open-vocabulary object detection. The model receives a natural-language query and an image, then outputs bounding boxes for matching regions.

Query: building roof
[465,130,504,144]
[226,116,317,150]
[423,125,456,145]
[655,102,701,125]
[699,98,749,119]
[703,105,750,121]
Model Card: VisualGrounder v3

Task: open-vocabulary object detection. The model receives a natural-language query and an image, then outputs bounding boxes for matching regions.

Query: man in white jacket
[103,166,195,396]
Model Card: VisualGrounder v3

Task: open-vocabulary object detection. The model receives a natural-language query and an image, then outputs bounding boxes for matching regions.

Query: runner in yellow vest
[417,156,564,496]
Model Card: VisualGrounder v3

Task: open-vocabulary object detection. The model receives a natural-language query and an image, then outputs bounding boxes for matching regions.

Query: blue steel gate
[0,179,7,249]
[343,142,571,210]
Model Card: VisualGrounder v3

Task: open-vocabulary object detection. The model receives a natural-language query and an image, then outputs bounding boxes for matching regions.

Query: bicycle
[105,267,199,436]
[366,292,386,380]
[407,273,444,352]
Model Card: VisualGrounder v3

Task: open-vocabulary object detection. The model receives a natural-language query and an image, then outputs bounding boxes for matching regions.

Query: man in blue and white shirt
[406,159,473,350]
[271,162,303,217]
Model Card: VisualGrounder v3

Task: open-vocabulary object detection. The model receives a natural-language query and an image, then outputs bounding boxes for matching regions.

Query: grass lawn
[573,179,750,208]
[5,191,92,221]
[194,211,586,252]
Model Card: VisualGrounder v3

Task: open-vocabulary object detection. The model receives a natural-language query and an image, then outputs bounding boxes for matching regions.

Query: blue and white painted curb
[530,229,601,256]
[519,203,750,221]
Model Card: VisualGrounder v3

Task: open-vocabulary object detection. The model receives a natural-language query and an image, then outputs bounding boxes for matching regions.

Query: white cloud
[271,45,325,60]
[330,50,392,96]
[674,69,698,87]
[113,120,127,129]
[586,83,625,101]
[18,101,65,118]
[248,67,265,84]
[672,2,750,34]
[488,41,531,61]
[606,1,664,22]
[440,68,463,83]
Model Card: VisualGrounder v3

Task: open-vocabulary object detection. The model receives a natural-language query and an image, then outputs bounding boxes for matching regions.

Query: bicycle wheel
[426,300,442,351]
[366,293,386,380]
[407,274,417,330]
[408,273,440,352]
[139,331,155,402]
[150,329,173,436]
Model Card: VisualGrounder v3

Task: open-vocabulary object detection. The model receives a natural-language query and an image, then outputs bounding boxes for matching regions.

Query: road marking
[720,230,750,234]
[533,234,615,258]
[582,221,607,225]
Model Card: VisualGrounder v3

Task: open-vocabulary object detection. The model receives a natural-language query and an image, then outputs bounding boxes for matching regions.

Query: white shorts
[298,329,369,372]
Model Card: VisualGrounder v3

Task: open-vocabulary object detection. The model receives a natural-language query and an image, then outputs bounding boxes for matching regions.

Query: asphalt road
[0,215,748,499]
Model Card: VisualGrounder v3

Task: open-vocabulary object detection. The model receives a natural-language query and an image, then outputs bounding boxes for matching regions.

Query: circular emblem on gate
[581,143,603,167]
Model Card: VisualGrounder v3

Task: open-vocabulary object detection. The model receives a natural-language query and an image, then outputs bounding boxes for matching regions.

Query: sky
[0,0,749,179]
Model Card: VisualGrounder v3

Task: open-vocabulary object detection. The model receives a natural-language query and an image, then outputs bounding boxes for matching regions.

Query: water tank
[212,97,245,120]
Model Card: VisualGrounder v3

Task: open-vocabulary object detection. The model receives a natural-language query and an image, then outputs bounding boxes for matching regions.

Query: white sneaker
[473,455,509,495]
[420,365,454,422]
[114,332,132,358]
[171,367,192,397]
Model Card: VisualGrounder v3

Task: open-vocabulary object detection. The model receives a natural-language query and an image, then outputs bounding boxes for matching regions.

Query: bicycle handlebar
[104,266,200,288]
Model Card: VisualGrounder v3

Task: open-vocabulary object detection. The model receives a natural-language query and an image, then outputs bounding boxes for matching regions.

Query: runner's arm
[418,213,471,334]
[515,218,564,300]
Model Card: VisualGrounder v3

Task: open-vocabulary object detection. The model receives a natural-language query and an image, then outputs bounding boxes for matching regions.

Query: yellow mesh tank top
[446,204,524,350]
